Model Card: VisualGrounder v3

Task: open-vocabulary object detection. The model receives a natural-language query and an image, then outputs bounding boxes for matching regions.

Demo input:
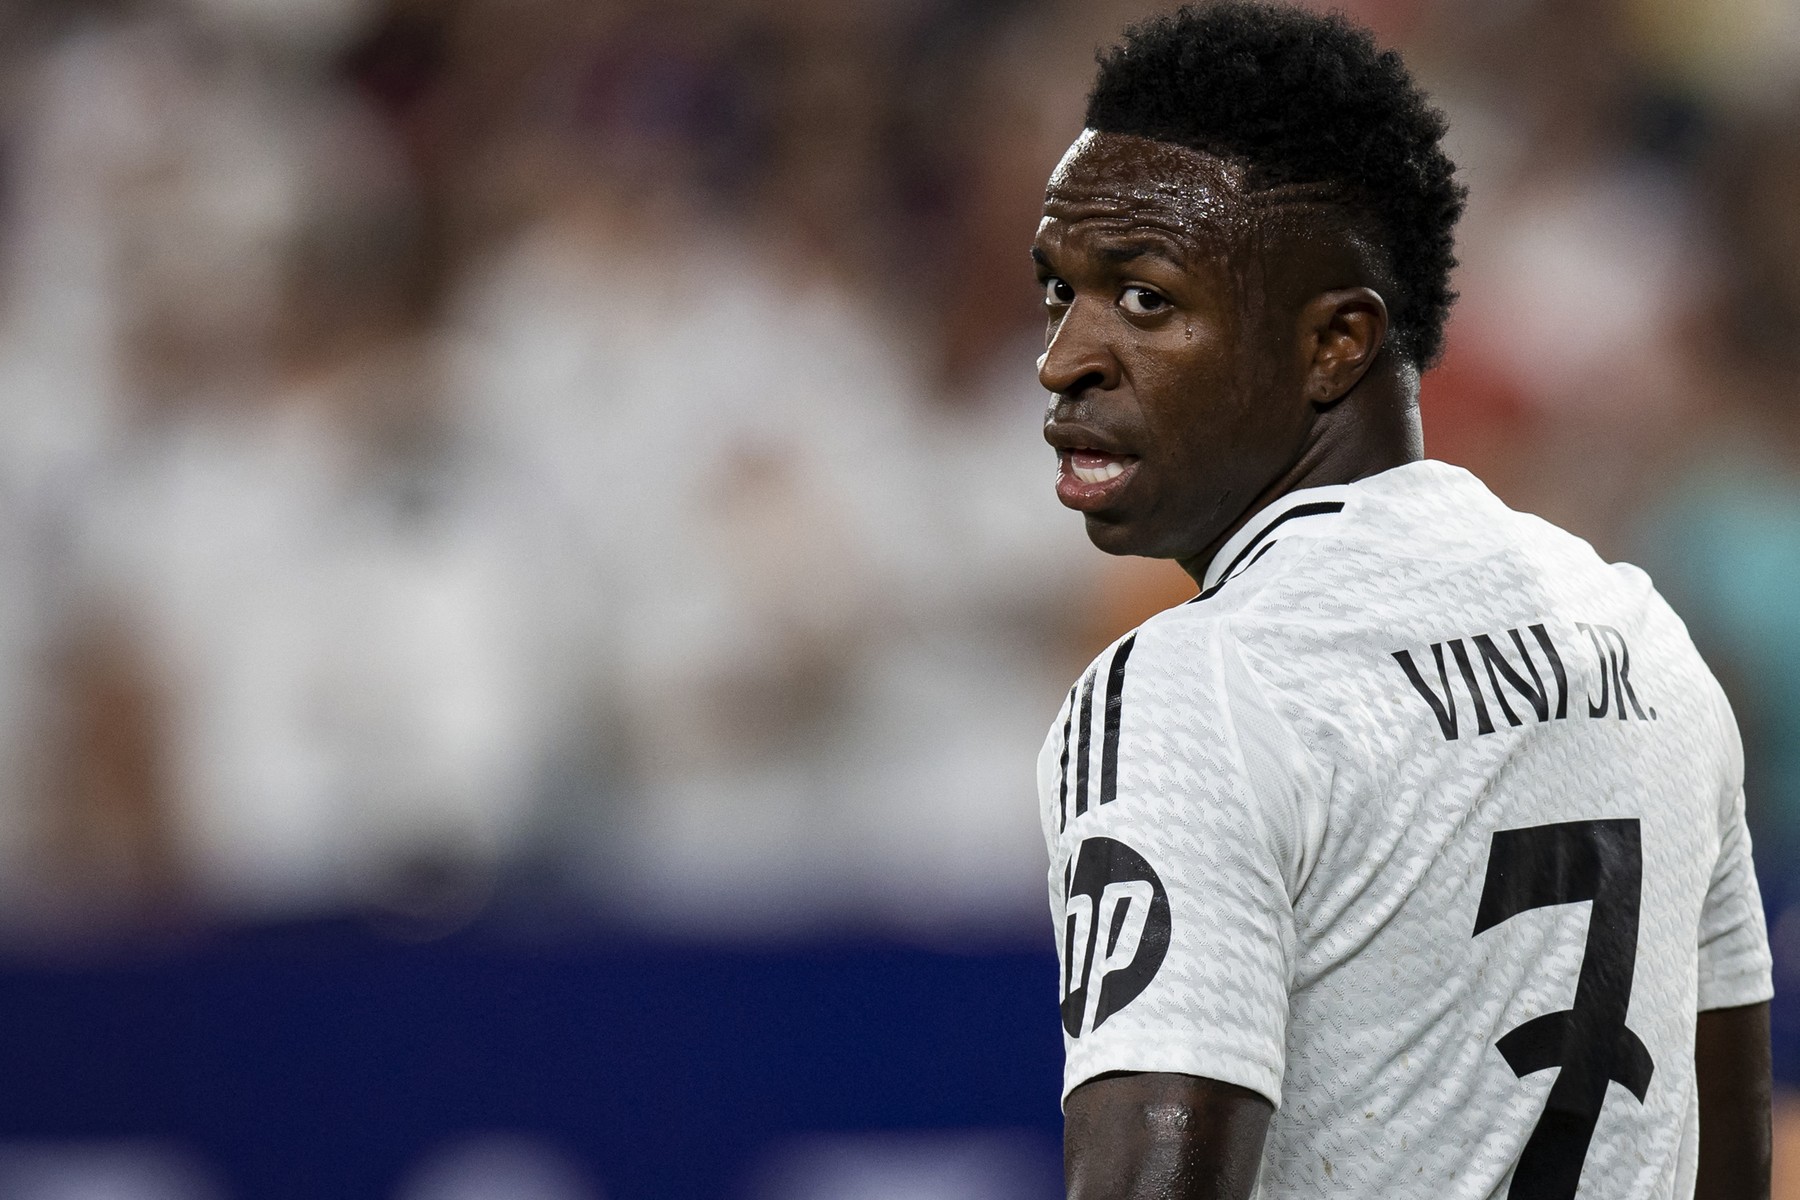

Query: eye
[1120,287,1169,316]
[1043,277,1075,307]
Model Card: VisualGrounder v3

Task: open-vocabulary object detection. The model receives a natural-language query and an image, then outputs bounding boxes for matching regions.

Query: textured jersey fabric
[1038,459,1773,1200]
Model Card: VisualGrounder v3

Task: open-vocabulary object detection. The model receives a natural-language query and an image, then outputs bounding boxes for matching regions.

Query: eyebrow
[1096,239,1187,268]
[1031,239,1188,274]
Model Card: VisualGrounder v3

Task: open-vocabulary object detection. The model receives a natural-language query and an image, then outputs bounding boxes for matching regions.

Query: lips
[1056,448,1141,511]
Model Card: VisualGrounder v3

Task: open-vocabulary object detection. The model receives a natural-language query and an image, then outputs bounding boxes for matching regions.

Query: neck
[1176,358,1422,586]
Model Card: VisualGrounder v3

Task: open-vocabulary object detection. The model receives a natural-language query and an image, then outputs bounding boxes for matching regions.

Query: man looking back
[1032,5,1773,1198]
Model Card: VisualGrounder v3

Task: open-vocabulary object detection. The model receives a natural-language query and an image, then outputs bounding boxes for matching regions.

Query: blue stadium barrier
[0,919,1066,1199]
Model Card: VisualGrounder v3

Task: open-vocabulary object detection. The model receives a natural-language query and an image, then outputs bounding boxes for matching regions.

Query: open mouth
[1056,449,1141,510]
[1068,450,1130,483]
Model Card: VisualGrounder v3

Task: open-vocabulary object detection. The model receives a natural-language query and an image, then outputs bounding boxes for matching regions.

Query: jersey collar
[1200,483,1358,593]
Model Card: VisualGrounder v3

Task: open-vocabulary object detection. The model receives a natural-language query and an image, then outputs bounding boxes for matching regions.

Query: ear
[1298,287,1388,407]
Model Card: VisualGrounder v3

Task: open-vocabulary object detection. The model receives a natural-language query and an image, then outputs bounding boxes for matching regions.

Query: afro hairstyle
[1085,2,1466,369]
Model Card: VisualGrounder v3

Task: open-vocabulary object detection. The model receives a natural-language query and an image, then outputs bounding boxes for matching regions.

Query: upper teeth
[1073,461,1126,484]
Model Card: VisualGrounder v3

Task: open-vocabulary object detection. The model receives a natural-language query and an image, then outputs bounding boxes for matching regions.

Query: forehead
[1038,129,1248,254]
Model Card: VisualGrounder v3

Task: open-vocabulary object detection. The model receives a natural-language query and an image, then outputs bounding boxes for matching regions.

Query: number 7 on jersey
[1473,819,1653,1200]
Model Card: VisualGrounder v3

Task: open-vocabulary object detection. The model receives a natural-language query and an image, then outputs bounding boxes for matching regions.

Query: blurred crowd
[0,0,1794,957]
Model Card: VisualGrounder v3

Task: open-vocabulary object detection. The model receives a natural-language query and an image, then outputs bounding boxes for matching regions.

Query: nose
[1037,302,1119,398]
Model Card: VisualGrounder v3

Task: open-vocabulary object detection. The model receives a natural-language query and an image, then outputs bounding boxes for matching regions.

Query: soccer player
[1032,6,1774,1199]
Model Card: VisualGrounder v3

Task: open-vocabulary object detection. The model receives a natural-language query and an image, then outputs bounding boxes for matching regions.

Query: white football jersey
[1039,460,1772,1200]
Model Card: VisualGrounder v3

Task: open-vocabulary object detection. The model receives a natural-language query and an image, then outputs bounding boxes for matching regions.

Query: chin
[1083,511,1209,571]
[1082,513,1157,558]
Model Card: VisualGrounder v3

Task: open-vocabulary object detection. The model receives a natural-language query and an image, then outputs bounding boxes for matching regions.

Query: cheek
[1131,340,1254,462]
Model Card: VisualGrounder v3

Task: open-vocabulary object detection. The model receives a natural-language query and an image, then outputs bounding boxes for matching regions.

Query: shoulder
[1077,459,1706,744]
[1138,463,1666,749]
[1089,603,1325,797]
[1202,462,1632,654]
[1104,602,1265,718]
[1051,602,1329,900]
[1056,603,1295,780]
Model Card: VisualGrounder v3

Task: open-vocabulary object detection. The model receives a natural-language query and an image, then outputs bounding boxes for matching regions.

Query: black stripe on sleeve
[1072,668,1097,819]
[1098,634,1137,807]
[1057,684,1077,832]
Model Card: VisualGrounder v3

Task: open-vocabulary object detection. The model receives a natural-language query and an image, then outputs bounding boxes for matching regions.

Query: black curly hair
[1085,2,1466,369]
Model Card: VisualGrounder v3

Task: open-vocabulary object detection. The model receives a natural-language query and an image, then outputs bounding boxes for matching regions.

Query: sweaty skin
[1038,131,1774,1200]
[1034,130,1419,587]
[1695,1002,1772,1200]
[1065,1073,1271,1200]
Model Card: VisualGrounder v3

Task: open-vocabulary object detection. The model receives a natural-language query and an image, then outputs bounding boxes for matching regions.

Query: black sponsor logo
[1060,837,1170,1038]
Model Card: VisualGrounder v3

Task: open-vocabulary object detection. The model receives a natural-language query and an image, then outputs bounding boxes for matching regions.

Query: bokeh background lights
[0,0,1795,1196]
